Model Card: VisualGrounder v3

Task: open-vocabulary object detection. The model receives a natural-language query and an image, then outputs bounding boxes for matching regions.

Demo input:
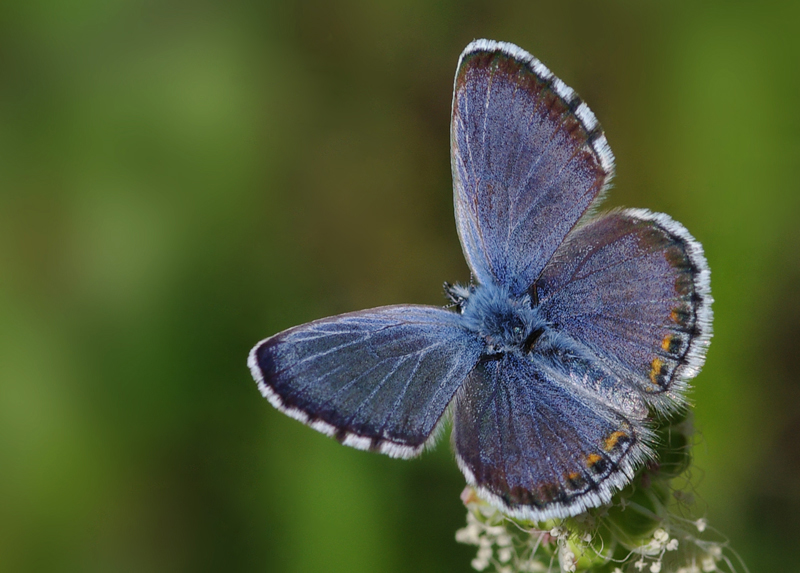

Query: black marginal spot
[567,94,583,114]
[589,456,609,476]
[369,436,383,452]
[566,472,588,491]
[671,307,692,326]
[334,427,348,443]
[616,433,633,449]
[587,126,603,144]
[651,360,671,389]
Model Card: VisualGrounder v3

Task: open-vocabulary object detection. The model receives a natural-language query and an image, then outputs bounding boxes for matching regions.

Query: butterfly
[248,39,712,521]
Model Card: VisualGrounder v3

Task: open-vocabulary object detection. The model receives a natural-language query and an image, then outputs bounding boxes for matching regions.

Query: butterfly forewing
[451,40,614,294]
[537,210,712,406]
[249,305,484,458]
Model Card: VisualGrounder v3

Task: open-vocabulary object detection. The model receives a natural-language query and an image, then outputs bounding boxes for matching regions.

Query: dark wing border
[622,208,713,399]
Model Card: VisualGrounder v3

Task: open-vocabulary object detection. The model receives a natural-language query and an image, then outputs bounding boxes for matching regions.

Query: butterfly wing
[451,39,614,294]
[537,209,713,407]
[452,353,650,521]
[249,305,484,458]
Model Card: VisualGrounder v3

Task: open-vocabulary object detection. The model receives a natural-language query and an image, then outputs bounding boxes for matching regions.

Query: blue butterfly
[249,39,712,521]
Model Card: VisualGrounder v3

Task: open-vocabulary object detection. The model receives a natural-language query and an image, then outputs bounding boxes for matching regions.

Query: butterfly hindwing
[249,305,484,458]
[451,39,614,294]
[452,353,649,521]
[537,209,713,406]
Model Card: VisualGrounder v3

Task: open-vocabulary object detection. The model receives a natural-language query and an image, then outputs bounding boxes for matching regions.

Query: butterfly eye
[504,316,531,346]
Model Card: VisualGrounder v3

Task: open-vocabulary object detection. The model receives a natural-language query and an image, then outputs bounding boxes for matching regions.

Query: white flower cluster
[455,488,740,573]
[455,504,523,572]
[673,542,725,573]
[455,499,592,573]
[633,528,680,572]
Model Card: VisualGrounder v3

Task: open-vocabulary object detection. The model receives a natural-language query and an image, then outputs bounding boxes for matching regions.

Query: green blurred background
[1,1,798,571]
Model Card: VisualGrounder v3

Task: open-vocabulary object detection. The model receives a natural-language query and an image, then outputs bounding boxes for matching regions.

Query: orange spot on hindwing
[584,452,609,475]
[662,333,684,354]
[565,471,587,491]
[603,430,628,452]
[649,357,665,386]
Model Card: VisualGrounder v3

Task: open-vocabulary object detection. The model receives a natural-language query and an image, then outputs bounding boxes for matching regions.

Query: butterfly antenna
[444,281,471,312]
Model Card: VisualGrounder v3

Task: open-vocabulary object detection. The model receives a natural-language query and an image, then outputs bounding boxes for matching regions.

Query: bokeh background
[1,1,798,571]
